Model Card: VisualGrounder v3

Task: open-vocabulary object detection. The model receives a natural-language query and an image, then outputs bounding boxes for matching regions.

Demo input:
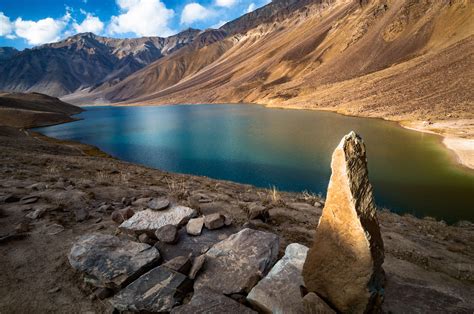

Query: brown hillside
[74,0,473,123]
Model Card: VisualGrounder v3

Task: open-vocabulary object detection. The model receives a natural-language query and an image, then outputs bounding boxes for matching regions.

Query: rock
[94,287,113,300]
[110,266,192,312]
[223,214,233,226]
[74,208,89,222]
[25,208,46,220]
[302,132,385,313]
[186,217,204,236]
[97,204,112,213]
[138,233,155,245]
[148,198,170,211]
[155,224,178,244]
[1,194,20,203]
[189,254,205,280]
[68,234,160,289]
[111,207,135,224]
[15,221,31,233]
[194,228,280,294]
[171,288,257,314]
[120,206,196,234]
[45,223,64,235]
[247,243,309,313]
[20,196,39,205]
[47,287,61,294]
[204,213,225,230]
[248,203,268,221]
[163,255,192,275]
[303,292,336,314]
[155,227,237,261]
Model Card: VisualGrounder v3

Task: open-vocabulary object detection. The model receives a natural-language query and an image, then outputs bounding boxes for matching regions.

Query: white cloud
[246,3,257,13]
[215,0,238,8]
[108,0,175,37]
[73,13,104,34]
[181,3,215,25]
[14,13,71,45]
[0,12,14,37]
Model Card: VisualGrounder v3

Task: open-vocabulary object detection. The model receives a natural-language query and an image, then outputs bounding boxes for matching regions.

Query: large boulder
[68,234,160,289]
[194,228,280,294]
[119,205,196,234]
[172,288,257,314]
[110,266,192,312]
[247,243,310,313]
[302,132,385,313]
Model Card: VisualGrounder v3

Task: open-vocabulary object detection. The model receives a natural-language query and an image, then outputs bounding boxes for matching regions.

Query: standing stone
[204,213,225,230]
[120,205,196,234]
[186,217,204,236]
[156,224,179,244]
[194,228,280,294]
[302,132,385,313]
[110,266,192,312]
[189,254,206,280]
[247,243,311,313]
[68,234,160,289]
[171,288,257,314]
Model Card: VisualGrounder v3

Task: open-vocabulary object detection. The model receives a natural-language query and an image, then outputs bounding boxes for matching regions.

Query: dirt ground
[1,126,473,313]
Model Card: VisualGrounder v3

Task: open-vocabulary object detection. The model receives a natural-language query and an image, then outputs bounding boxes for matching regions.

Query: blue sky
[0,0,271,50]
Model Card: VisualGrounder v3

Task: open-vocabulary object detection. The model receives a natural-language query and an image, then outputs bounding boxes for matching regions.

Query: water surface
[35,105,474,223]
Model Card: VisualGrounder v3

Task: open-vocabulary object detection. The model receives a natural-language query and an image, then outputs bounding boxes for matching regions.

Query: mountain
[0,47,19,61]
[0,92,83,128]
[65,0,473,123]
[0,29,200,97]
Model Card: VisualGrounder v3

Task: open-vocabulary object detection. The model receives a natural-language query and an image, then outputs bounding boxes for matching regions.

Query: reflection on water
[35,105,474,223]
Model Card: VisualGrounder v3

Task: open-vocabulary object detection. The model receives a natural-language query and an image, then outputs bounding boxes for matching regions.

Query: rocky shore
[1,124,473,312]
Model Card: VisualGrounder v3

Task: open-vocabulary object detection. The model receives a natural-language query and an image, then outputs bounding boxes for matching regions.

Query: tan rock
[302,131,385,313]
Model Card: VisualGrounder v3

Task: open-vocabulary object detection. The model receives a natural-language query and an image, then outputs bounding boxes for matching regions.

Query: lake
[35,104,474,223]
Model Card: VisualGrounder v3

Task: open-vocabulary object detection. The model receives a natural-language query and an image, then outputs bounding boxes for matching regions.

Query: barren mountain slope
[0,92,83,128]
[0,30,200,97]
[85,0,472,123]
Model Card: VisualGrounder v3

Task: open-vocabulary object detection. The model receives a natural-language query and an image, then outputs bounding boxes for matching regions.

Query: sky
[0,0,271,50]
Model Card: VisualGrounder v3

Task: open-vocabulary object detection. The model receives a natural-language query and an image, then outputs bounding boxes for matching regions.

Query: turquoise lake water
[35,104,474,223]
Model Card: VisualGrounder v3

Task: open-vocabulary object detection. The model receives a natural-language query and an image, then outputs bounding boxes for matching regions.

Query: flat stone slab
[120,205,196,234]
[247,243,309,313]
[155,226,237,261]
[172,288,257,314]
[110,266,192,312]
[68,234,160,289]
[195,228,280,294]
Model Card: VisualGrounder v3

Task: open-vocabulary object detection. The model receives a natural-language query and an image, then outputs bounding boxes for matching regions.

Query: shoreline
[83,101,474,172]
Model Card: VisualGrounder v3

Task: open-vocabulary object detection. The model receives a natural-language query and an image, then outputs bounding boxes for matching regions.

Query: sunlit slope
[87,0,473,121]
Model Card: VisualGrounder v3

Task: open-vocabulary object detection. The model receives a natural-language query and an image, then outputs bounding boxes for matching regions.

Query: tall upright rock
[302,131,385,313]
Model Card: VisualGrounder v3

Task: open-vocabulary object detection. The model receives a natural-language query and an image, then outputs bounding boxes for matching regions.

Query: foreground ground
[0,126,473,313]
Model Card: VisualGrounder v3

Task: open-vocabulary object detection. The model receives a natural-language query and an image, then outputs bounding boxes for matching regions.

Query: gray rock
[303,292,336,314]
[163,255,192,275]
[148,198,170,211]
[156,224,178,244]
[25,208,46,220]
[74,208,89,222]
[195,228,280,294]
[189,254,206,280]
[20,196,39,205]
[204,213,225,230]
[120,206,196,234]
[68,234,160,289]
[248,203,268,221]
[186,217,204,236]
[171,288,257,314]
[110,266,192,312]
[247,243,309,313]
[155,227,237,261]
[111,207,135,224]
[138,233,155,245]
